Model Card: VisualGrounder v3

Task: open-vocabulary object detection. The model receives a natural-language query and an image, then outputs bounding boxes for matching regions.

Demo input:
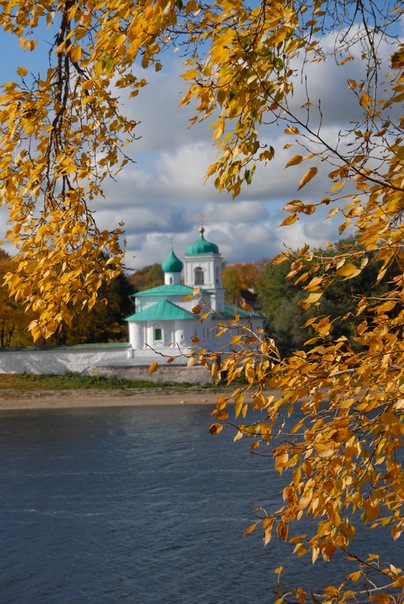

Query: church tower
[183,222,224,311]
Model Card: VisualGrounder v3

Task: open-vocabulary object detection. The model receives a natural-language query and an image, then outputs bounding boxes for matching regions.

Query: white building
[125,225,264,361]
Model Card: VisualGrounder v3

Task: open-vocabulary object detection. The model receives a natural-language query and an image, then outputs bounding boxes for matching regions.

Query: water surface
[0,404,400,603]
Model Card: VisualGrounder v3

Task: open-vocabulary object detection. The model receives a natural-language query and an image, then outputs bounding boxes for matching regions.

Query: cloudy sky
[0,17,402,271]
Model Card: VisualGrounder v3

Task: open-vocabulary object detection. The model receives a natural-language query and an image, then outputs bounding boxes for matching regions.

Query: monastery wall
[89,363,211,384]
[0,346,212,384]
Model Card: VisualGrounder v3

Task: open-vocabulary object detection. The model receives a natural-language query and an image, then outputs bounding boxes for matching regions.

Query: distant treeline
[0,236,397,351]
[224,235,399,355]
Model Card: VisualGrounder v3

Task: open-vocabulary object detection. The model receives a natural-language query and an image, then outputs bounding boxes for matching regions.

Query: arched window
[154,327,162,341]
[194,266,204,285]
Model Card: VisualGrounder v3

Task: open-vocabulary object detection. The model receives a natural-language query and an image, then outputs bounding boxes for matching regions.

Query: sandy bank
[0,387,227,411]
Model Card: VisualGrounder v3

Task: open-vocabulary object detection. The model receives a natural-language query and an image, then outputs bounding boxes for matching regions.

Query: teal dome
[185,227,219,255]
[162,248,184,273]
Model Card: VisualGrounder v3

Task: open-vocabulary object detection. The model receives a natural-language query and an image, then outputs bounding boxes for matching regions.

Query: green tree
[128,264,164,293]
[257,257,313,354]
[258,237,401,355]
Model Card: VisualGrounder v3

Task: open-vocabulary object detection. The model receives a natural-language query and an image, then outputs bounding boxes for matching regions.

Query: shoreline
[0,387,227,411]
[0,385,286,412]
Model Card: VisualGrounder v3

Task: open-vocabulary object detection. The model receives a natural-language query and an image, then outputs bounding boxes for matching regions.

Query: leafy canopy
[0,0,403,601]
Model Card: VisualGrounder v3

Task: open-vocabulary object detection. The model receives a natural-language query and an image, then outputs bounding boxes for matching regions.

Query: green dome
[162,248,184,273]
[185,228,219,255]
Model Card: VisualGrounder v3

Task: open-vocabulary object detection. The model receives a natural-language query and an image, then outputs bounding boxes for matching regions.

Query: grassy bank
[0,374,215,392]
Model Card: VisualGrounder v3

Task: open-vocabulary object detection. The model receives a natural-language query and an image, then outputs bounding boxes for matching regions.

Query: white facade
[126,227,264,361]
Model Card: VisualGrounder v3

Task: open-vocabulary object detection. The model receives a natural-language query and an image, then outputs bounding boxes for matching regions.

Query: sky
[0,13,402,272]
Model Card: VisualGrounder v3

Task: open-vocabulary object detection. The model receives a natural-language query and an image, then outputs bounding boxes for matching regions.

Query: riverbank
[0,373,285,411]
[0,386,225,411]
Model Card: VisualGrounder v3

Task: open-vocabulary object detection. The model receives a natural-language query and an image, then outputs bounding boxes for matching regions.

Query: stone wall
[0,347,126,375]
[0,347,213,384]
[89,363,212,384]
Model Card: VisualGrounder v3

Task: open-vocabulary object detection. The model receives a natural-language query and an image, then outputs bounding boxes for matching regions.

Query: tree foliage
[128,263,164,293]
[256,237,402,356]
[0,0,403,601]
[0,249,36,347]
[222,261,265,305]
[51,267,134,345]
[0,248,133,347]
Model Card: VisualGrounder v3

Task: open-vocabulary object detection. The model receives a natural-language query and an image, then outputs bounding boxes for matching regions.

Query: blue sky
[0,15,402,270]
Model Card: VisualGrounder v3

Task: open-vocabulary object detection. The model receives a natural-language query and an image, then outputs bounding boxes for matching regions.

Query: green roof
[132,284,193,298]
[185,233,219,255]
[161,248,184,273]
[126,300,197,322]
[212,304,264,320]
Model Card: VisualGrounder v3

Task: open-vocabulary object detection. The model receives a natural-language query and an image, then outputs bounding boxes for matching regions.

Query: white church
[125,224,264,362]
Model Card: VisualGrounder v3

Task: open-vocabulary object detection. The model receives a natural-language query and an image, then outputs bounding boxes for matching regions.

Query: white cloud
[0,28,399,272]
[204,200,269,224]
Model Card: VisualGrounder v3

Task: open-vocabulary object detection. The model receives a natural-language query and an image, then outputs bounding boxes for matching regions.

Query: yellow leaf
[360,91,372,107]
[326,207,340,221]
[182,68,199,81]
[277,521,289,542]
[375,300,397,313]
[272,253,288,265]
[243,523,257,536]
[316,447,334,459]
[341,55,354,65]
[304,276,322,291]
[148,361,159,374]
[304,292,323,304]
[372,595,392,604]
[323,586,340,597]
[213,116,225,140]
[209,423,223,435]
[285,154,303,168]
[297,166,318,190]
[280,214,298,226]
[284,199,304,212]
[235,392,244,417]
[336,263,361,279]
[329,181,345,192]
[70,45,82,62]
[285,125,299,134]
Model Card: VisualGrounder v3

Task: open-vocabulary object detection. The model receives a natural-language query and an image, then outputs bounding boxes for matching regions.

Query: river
[0,404,401,603]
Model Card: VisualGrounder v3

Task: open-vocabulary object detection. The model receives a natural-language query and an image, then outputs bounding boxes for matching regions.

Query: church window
[194,266,204,285]
[154,327,162,341]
